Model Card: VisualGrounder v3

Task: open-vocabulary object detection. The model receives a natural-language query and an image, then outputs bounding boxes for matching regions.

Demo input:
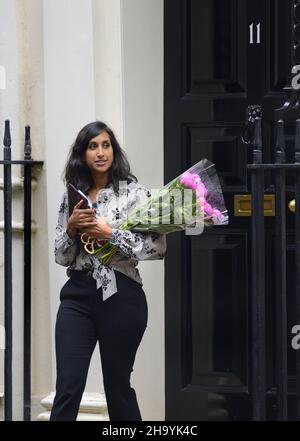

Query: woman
[50,121,167,421]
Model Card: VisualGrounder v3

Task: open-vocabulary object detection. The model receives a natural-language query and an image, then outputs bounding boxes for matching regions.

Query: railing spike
[275,119,285,164]
[24,126,31,160]
[3,120,11,147]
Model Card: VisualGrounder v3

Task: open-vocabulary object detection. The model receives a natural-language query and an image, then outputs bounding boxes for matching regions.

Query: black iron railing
[247,112,300,420]
[1,120,43,421]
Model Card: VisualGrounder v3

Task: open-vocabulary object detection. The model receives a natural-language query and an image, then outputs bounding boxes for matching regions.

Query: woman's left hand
[79,216,112,240]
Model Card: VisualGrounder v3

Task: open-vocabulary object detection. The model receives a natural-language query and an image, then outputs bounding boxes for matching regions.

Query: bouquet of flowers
[81,158,228,264]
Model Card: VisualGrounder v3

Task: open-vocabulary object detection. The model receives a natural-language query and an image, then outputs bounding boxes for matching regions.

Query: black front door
[164,0,298,420]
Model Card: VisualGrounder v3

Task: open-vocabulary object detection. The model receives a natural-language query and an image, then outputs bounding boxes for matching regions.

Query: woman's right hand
[67,200,97,238]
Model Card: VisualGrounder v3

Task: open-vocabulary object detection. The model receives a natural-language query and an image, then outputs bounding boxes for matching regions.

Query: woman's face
[83,130,114,175]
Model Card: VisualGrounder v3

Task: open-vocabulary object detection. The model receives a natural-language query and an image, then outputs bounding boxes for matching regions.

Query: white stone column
[92,0,124,144]
[120,0,165,421]
[42,0,103,416]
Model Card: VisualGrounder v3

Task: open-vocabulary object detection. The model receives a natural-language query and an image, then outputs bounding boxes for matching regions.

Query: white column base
[37,392,109,421]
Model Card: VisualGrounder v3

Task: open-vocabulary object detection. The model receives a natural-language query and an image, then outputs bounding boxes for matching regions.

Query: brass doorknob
[288,199,295,213]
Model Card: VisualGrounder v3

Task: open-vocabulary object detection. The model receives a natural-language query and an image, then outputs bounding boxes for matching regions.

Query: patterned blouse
[54,180,167,300]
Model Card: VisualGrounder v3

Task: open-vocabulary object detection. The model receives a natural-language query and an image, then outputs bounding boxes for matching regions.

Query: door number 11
[249,23,261,44]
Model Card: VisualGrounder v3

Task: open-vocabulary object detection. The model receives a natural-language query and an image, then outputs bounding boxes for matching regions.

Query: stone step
[38,411,109,421]
[37,392,109,421]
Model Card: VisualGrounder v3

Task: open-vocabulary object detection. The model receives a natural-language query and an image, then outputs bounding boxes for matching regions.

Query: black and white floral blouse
[55,180,167,301]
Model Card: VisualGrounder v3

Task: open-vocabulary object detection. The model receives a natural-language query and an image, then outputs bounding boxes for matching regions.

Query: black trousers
[50,269,148,421]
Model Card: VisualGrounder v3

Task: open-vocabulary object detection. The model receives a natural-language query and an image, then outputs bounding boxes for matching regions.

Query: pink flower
[180,172,194,188]
[196,187,205,198]
[204,201,213,216]
[197,183,208,197]
[190,181,199,190]
[181,172,211,215]
[198,196,205,205]
[193,176,202,187]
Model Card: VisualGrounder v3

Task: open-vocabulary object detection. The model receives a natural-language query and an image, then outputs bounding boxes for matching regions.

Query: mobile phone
[67,183,92,216]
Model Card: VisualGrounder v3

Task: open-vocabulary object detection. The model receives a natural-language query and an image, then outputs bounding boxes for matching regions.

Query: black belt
[69,269,93,279]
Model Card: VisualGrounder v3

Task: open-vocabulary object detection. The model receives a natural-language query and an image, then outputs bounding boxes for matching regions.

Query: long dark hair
[62,121,138,196]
